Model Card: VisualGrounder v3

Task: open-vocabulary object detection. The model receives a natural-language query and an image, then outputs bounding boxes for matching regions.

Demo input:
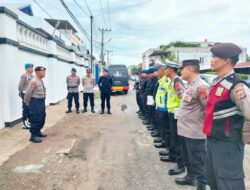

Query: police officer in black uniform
[98,69,113,114]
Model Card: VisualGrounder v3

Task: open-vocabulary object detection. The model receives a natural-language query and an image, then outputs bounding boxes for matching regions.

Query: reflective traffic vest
[203,73,245,142]
[155,76,170,112]
[167,77,182,112]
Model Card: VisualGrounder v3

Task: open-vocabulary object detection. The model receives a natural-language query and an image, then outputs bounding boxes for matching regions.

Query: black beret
[35,66,46,72]
[182,59,200,68]
[103,69,109,73]
[210,43,242,58]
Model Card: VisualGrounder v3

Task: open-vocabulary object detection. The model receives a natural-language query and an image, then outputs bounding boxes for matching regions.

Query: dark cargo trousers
[67,92,80,110]
[29,98,46,136]
[206,137,245,190]
[157,111,170,147]
[168,112,183,165]
[181,137,206,184]
[21,93,30,122]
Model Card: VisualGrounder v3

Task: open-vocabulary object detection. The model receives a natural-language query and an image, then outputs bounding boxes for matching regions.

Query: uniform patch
[198,86,208,100]
[175,82,181,91]
[235,85,247,100]
[215,87,224,97]
[31,82,37,88]
[184,95,192,103]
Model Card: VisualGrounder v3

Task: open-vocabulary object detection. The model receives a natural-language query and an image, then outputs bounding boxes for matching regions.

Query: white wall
[0,7,90,129]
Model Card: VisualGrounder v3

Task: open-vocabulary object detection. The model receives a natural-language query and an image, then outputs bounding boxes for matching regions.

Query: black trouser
[140,93,147,115]
[136,92,142,111]
[29,98,46,136]
[206,137,245,190]
[21,93,29,121]
[157,111,170,146]
[67,92,79,110]
[181,136,206,184]
[83,93,94,108]
[151,106,156,125]
[168,112,183,166]
[101,92,111,109]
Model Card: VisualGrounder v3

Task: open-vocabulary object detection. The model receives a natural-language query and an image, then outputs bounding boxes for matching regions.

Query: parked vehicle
[200,74,217,85]
[108,64,129,94]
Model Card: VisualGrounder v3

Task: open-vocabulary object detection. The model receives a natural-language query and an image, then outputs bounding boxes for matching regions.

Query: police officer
[154,63,171,150]
[175,59,209,190]
[203,43,250,190]
[98,69,113,114]
[18,63,34,129]
[66,68,80,114]
[161,60,186,176]
[82,68,95,113]
[134,72,142,113]
[25,66,47,143]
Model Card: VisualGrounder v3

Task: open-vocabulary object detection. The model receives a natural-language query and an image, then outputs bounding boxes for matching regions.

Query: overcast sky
[1,0,250,66]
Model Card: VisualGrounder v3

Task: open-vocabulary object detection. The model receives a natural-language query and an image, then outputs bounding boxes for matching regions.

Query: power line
[32,0,53,18]
[106,0,111,28]
[59,0,91,42]
[99,0,107,28]
[83,0,93,16]
[73,0,90,17]
[95,0,152,16]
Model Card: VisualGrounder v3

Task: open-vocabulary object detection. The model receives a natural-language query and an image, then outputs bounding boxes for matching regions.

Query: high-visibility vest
[155,76,170,112]
[167,77,182,112]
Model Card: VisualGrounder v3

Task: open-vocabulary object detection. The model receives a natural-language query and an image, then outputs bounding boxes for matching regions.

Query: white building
[142,41,247,71]
[0,4,98,129]
[169,41,247,70]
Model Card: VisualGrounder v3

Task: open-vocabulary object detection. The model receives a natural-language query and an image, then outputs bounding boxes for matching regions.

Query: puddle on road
[12,164,44,173]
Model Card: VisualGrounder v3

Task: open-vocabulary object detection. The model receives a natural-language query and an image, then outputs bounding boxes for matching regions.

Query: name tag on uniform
[215,87,224,97]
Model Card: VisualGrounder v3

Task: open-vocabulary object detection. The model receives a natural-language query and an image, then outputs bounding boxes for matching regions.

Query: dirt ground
[0,89,250,190]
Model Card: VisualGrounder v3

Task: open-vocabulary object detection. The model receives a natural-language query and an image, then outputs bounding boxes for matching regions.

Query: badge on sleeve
[31,82,37,88]
[198,86,208,100]
[215,87,224,97]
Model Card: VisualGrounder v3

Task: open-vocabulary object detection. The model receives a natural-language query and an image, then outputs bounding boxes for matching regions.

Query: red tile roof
[235,62,250,68]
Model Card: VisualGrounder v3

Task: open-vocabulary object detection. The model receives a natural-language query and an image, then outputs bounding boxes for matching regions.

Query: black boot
[30,136,42,143]
[82,107,87,113]
[168,164,185,175]
[91,107,95,113]
[76,109,80,114]
[65,109,72,113]
[197,182,206,190]
[37,131,48,138]
[107,108,112,114]
[100,108,105,114]
[175,174,197,186]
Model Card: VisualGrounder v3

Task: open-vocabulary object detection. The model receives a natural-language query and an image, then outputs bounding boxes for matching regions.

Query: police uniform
[203,43,250,190]
[98,69,113,114]
[82,69,95,113]
[18,63,34,128]
[25,66,47,143]
[176,59,209,189]
[66,68,80,113]
[161,61,186,175]
[154,63,171,149]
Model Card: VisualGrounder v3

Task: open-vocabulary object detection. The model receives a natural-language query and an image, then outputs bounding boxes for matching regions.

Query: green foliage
[130,65,140,75]
[247,54,250,62]
[161,41,200,50]
[161,52,177,63]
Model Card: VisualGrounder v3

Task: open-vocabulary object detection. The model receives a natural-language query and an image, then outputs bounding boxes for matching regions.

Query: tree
[130,65,140,75]
[247,54,250,62]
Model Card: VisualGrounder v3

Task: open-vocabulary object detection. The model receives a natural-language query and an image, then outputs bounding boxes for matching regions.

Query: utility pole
[106,50,113,67]
[90,15,93,70]
[99,28,111,67]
